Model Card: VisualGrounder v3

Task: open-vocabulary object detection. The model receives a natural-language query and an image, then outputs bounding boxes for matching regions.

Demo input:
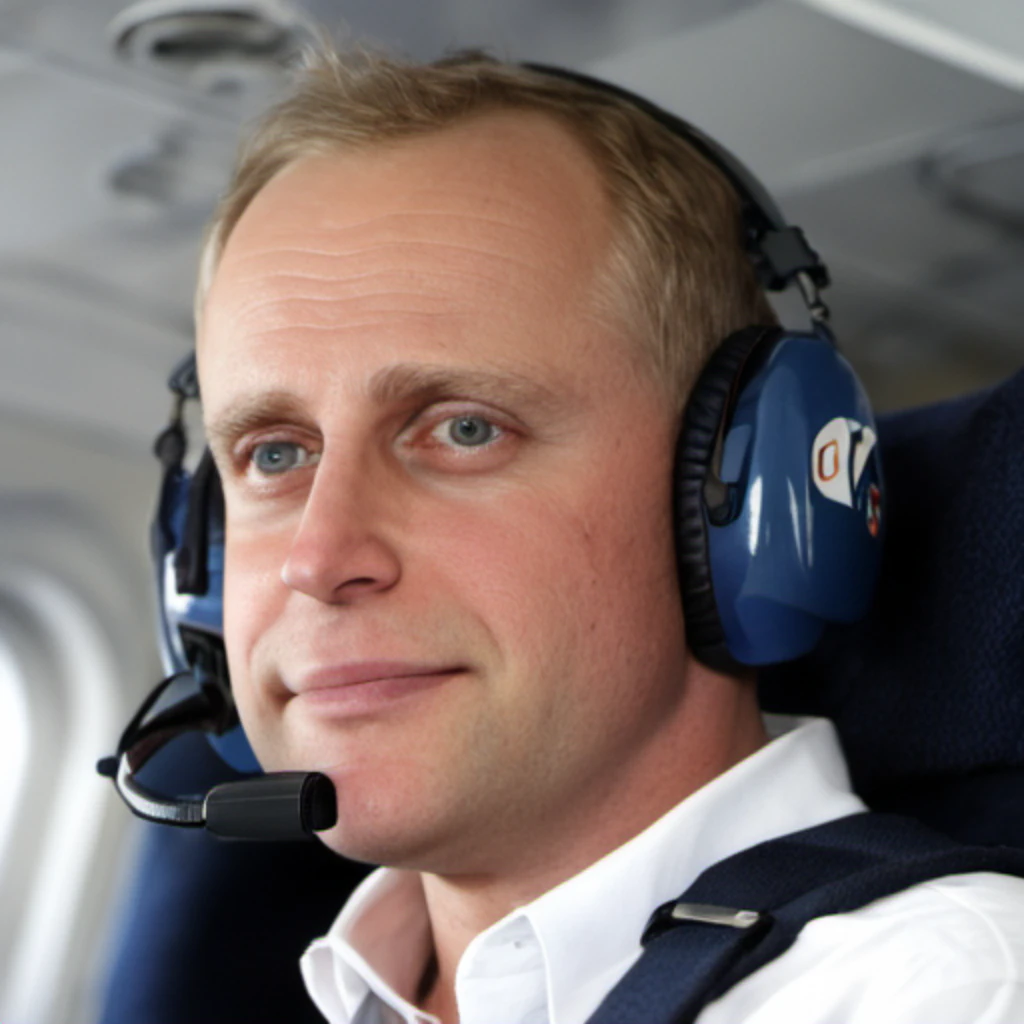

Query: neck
[415,670,767,1021]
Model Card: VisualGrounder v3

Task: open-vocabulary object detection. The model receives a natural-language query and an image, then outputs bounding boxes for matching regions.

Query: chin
[314,821,386,866]
[311,774,491,875]
[314,810,449,871]
[308,774,444,870]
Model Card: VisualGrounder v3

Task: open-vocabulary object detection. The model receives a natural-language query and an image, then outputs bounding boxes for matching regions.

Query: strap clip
[642,900,769,945]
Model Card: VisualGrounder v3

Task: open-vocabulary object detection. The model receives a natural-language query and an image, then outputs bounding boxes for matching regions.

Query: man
[194,46,1024,1023]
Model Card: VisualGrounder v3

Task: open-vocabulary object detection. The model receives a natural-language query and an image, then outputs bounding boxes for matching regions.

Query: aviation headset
[99,63,884,840]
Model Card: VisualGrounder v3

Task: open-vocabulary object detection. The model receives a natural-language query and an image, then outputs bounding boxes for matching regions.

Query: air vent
[109,0,310,74]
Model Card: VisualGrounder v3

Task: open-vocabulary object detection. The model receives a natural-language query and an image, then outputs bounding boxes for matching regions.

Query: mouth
[289,661,467,717]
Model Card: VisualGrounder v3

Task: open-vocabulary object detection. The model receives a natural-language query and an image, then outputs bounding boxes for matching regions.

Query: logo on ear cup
[867,483,882,538]
[811,417,879,528]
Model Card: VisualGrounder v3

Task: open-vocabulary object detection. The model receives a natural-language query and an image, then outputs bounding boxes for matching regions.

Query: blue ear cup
[676,325,884,672]
[152,395,261,775]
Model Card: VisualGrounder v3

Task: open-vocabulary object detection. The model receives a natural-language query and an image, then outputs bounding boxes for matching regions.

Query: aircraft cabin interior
[0,0,1022,1021]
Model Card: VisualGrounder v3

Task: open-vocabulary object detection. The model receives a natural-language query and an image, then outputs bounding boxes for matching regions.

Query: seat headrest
[761,368,1024,838]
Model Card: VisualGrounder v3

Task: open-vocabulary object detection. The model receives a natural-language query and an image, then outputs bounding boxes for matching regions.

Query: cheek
[222,528,290,713]
[563,468,684,663]
[420,448,683,677]
[223,534,267,657]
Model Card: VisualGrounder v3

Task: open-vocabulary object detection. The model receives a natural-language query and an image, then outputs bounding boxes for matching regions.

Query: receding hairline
[194,47,778,407]
[197,97,646,320]
[226,104,615,239]
[198,106,640,365]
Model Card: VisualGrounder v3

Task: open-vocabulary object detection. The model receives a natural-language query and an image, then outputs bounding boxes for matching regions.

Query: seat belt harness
[586,811,1024,1024]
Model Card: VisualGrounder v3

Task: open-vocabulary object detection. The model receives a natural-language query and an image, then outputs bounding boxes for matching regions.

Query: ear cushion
[674,325,782,673]
[173,448,224,596]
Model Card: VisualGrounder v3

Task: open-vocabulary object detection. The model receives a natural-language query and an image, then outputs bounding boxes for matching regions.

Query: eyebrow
[204,363,566,457]
[205,390,314,460]
[367,363,564,413]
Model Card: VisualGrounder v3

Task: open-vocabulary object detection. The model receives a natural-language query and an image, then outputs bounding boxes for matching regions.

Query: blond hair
[196,46,776,404]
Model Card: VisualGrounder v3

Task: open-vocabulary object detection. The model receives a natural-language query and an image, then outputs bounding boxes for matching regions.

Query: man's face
[199,112,692,873]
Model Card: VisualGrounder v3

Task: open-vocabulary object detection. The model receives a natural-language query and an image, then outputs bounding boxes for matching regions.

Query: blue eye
[444,416,498,447]
[250,441,316,474]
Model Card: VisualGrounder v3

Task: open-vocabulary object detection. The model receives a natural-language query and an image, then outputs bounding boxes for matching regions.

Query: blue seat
[762,367,1024,846]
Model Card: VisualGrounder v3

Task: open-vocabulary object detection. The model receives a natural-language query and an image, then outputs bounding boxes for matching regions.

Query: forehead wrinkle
[221,290,477,342]
[226,237,559,282]
[222,221,553,280]
[220,249,574,340]
[222,186,587,286]
[228,289,451,332]
[240,320,443,340]
[235,312,464,343]
[219,238,566,331]
[225,262,548,321]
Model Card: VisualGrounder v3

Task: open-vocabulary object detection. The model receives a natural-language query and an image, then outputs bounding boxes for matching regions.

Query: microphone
[97,671,337,840]
[205,772,337,839]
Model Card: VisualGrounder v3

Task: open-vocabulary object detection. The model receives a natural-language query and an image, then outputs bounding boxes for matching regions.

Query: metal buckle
[642,899,769,945]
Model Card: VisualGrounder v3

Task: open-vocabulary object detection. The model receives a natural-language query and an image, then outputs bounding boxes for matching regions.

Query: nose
[280,452,402,604]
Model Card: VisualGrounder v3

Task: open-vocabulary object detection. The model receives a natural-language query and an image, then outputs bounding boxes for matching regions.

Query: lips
[285,661,466,716]
[292,661,466,692]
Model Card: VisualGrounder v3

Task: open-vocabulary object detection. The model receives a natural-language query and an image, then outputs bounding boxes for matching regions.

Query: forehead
[207,113,609,309]
[197,110,641,414]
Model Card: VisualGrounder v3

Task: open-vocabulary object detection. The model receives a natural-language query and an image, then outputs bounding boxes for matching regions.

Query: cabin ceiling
[0,0,1022,461]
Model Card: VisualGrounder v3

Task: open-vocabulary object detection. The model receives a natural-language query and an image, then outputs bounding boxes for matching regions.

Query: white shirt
[300,717,1024,1024]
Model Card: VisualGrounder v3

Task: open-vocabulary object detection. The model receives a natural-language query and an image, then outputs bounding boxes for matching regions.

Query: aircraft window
[0,498,152,1024]
[0,633,31,874]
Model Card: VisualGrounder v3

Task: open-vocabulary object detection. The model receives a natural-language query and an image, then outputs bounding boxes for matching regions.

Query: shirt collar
[302,868,435,1023]
[302,715,866,1024]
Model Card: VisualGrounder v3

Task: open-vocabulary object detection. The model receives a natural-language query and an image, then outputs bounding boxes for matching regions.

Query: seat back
[762,369,1024,846]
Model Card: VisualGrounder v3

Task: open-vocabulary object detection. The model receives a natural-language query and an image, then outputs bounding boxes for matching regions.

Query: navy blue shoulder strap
[586,811,1024,1024]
